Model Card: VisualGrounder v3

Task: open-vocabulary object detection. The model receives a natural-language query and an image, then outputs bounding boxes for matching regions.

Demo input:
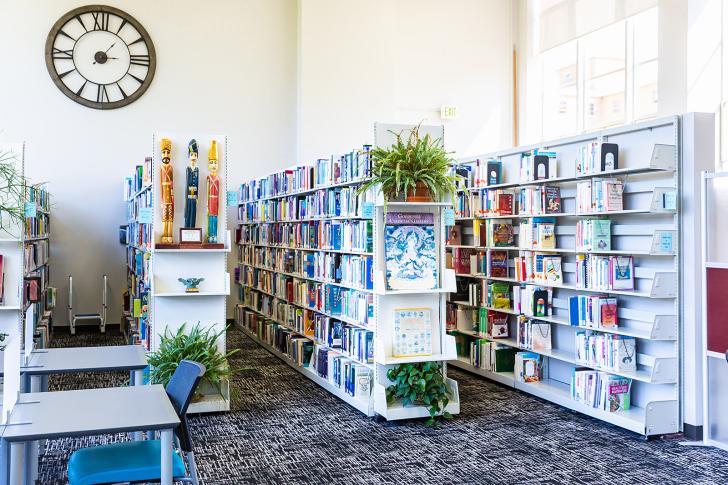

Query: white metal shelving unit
[121,133,231,414]
[235,123,460,420]
[448,116,683,436]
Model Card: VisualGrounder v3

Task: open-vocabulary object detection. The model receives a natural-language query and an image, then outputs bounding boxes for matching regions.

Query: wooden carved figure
[159,138,174,244]
[206,140,220,243]
[184,139,199,228]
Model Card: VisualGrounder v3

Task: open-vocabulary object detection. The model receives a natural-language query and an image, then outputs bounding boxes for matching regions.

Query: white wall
[296,0,515,160]
[0,0,298,326]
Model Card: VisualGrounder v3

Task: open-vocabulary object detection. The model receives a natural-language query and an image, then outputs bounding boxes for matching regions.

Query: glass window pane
[634,60,658,119]
[541,41,578,139]
[585,70,626,130]
[582,21,626,80]
[633,7,658,63]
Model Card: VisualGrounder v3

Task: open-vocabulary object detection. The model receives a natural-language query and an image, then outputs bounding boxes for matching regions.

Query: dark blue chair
[67,360,206,485]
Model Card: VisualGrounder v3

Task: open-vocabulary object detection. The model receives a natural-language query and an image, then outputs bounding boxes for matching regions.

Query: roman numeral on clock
[97,84,109,103]
[130,54,150,67]
[52,47,74,60]
[92,11,110,31]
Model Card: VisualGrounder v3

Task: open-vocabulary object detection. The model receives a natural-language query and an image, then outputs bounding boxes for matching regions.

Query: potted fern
[148,323,238,405]
[357,125,461,211]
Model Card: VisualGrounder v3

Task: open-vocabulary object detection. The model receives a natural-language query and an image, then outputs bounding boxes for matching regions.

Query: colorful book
[384,212,438,290]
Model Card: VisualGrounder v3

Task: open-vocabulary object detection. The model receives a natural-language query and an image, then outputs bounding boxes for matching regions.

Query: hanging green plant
[0,150,34,236]
[385,361,453,426]
[357,125,461,213]
[0,332,8,351]
[147,323,239,393]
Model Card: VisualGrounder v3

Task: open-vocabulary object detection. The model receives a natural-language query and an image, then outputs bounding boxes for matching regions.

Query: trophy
[180,139,202,246]
[158,138,176,247]
[205,140,222,247]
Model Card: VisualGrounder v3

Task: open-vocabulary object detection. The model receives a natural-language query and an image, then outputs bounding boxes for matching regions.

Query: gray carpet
[37,326,728,484]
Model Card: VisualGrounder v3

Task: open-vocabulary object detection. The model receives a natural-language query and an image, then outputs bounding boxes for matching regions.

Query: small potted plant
[357,125,461,211]
[385,361,453,426]
[148,323,238,402]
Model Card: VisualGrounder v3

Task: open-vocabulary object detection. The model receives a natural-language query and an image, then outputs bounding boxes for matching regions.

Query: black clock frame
[44,4,156,110]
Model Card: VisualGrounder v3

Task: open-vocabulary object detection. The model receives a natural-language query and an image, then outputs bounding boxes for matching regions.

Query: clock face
[45,5,156,110]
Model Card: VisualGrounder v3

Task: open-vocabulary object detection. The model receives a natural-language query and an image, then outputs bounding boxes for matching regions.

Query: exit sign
[441,105,458,120]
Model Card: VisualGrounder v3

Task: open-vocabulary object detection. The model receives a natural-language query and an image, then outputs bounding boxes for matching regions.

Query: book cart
[235,124,460,420]
[121,133,231,413]
[447,116,687,436]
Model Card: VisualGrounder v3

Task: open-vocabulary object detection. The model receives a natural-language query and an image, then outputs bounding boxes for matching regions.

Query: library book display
[235,124,460,420]
[120,132,231,413]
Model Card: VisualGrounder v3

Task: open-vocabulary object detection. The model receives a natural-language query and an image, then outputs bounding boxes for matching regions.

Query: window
[533,5,658,140]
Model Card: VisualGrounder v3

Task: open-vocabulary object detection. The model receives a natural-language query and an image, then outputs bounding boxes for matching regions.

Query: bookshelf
[235,124,460,420]
[120,133,231,414]
[446,116,683,436]
[23,183,53,349]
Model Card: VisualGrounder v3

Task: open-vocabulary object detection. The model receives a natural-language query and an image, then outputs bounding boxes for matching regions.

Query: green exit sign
[441,105,458,120]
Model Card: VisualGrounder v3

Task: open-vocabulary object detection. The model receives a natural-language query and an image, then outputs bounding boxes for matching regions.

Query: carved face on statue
[188,139,198,168]
[208,140,219,176]
[160,138,171,164]
[208,158,218,176]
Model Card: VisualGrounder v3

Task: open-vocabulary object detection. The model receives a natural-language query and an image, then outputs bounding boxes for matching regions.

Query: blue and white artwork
[384,212,438,290]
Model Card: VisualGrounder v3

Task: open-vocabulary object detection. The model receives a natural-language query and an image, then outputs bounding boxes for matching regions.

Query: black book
[600,143,619,171]
[533,155,550,180]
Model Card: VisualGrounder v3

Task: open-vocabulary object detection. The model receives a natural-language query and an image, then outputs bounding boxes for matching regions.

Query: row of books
[574,331,637,372]
[518,218,556,250]
[453,189,514,218]
[459,250,509,277]
[25,212,49,239]
[312,146,372,187]
[453,159,503,188]
[575,254,634,291]
[576,179,624,213]
[571,369,631,413]
[518,186,562,215]
[466,281,511,309]
[516,318,552,351]
[448,305,510,339]
[575,142,619,175]
[575,219,611,251]
[520,150,558,182]
[126,183,152,222]
[241,246,374,290]
[239,220,373,254]
[243,277,374,327]
[24,239,49,273]
[126,221,152,250]
[568,295,618,329]
[467,339,516,372]
[314,345,372,400]
[238,145,373,202]
[513,252,563,285]
[123,157,153,200]
[26,184,50,212]
[241,187,374,223]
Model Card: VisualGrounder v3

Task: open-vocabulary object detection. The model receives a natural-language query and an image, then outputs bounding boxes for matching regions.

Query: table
[0,385,180,485]
[21,345,148,391]
[19,344,149,480]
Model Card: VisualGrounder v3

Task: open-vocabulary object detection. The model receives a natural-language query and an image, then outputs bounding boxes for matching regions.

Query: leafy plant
[148,323,239,393]
[0,149,33,236]
[386,362,452,426]
[357,125,461,212]
[0,332,8,351]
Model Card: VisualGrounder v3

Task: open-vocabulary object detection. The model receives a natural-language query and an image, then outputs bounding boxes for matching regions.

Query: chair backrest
[165,360,206,452]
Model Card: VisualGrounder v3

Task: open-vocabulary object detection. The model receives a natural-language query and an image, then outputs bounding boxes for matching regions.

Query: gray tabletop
[0,385,179,442]
[21,345,147,375]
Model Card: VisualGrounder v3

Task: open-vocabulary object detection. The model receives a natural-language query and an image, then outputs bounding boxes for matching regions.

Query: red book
[498,193,514,215]
[453,248,476,274]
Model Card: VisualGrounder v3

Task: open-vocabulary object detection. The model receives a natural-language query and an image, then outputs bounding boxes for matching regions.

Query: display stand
[120,134,231,413]
[447,116,683,436]
[235,123,460,420]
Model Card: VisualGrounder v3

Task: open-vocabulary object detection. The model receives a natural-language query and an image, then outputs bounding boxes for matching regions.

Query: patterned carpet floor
[37,326,728,484]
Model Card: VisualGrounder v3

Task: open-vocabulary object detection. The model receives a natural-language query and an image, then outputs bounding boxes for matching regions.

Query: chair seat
[68,440,186,485]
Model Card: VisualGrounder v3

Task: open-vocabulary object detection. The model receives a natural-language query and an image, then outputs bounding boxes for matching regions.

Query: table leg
[133,370,145,441]
[28,376,41,483]
[0,438,9,485]
[9,442,24,485]
[160,428,173,485]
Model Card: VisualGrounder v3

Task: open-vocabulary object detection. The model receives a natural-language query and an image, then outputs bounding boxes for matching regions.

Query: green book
[493,346,516,372]
[592,219,611,251]
[478,307,488,335]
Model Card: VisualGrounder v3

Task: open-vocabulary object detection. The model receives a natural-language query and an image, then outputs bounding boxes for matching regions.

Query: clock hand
[104,42,116,53]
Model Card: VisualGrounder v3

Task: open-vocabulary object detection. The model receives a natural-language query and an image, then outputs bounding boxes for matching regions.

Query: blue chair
[67,360,206,485]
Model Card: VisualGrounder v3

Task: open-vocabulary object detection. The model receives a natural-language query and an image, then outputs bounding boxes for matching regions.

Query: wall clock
[45,5,156,110]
